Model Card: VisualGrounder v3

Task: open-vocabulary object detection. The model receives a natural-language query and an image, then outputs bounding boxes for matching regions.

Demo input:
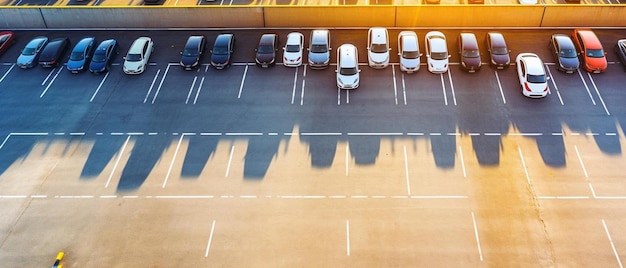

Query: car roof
[400,32,418,51]
[553,34,575,49]
[260,34,277,45]
[429,36,447,52]
[73,37,94,51]
[520,54,544,74]
[311,30,329,44]
[369,27,388,44]
[98,39,116,48]
[339,44,357,67]
[27,36,47,45]
[488,32,507,48]
[129,37,150,53]
[46,38,68,47]
[575,29,603,49]
[460,33,478,50]
[286,32,303,44]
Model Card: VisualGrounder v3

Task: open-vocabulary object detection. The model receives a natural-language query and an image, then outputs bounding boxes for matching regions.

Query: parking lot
[0,28,626,266]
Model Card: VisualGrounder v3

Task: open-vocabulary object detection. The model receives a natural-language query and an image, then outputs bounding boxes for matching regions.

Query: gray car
[308,30,331,69]
[550,34,580,73]
[17,36,48,69]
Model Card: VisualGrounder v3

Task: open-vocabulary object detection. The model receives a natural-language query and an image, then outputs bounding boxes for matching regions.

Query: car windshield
[431,51,448,60]
[0,35,8,43]
[340,67,357,75]
[527,74,546,83]
[370,43,388,53]
[126,53,142,61]
[310,44,328,53]
[212,46,228,55]
[587,49,604,58]
[285,44,300,53]
[70,51,84,61]
[559,48,577,58]
[402,50,419,59]
[462,49,480,58]
[92,52,106,62]
[258,45,274,54]
[22,47,36,56]
[182,48,198,57]
[492,47,508,55]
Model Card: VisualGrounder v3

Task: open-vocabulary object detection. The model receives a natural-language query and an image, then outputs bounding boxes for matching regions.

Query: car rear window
[527,74,546,83]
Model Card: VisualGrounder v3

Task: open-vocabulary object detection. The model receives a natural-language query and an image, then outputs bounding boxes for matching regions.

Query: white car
[367,27,390,69]
[336,44,360,90]
[397,31,421,73]
[516,53,549,98]
[283,32,304,67]
[425,31,450,74]
[123,37,153,74]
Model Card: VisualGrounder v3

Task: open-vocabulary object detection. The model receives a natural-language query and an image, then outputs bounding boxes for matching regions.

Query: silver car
[17,36,48,69]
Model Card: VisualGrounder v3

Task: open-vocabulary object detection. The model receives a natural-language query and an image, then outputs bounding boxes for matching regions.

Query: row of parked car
[1,29,625,98]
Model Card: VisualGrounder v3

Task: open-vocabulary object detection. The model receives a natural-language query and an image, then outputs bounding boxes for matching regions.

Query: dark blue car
[67,36,96,73]
[89,39,119,75]
[211,34,235,69]
[180,35,206,70]
[550,34,580,74]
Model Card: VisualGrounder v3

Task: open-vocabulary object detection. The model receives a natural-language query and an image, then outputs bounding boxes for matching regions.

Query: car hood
[400,57,420,69]
[283,51,301,61]
[90,61,106,71]
[124,60,143,70]
[211,54,230,65]
[463,57,481,68]
[491,54,510,65]
[181,55,199,66]
[256,53,274,63]
[337,74,358,86]
[369,52,388,63]
[585,56,607,69]
[559,57,579,69]
[67,59,86,69]
[17,54,36,65]
[308,52,329,63]
[429,58,448,69]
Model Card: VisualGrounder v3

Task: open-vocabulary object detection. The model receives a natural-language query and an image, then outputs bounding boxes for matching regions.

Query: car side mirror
[123,56,126,60]
[358,69,361,73]
[448,55,452,58]
[180,51,182,55]
[335,70,338,73]
[254,48,258,52]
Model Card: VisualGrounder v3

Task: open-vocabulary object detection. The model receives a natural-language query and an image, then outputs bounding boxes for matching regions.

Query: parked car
[210,34,235,70]
[485,32,510,69]
[67,36,96,73]
[283,32,304,67]
[615,39,626,71]
[308,29,331,69]
[255,33,279,68]
[516,53,549,98]
[89,39,119,75]
[457,33,481,72]
[39,37,70,68]
[549,34,579,73]
[397,31,421,73]
[17,36,48,69]
[572,28,607,73]
[0,31,15,56]
[425,31,450,74]
[123,37,153,74]
[367,27,390,69]
[180,35,206,70]
[336,44,360,90]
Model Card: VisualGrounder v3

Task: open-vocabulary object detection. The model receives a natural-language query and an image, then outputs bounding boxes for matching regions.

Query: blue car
[89,39,119,75]
[16,36,48,69]
[67,36,96,73]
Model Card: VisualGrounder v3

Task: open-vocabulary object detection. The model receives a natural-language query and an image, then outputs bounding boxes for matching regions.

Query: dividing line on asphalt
[494,70,506,104]
[577,69,597,105]
[237,65,248,99]
[544,65,564,105]
[346,220,351,256]
[162,134,186,188]
[471,211,484,262]
[392,64,398,105]
[403,145,411,196]
[0,63,15,84]
[144,69,161,103]
[90,72,110,102]
[105,135,131,188]
[151,63,173,104]
[602,219,624,268]
[205,220,217,257]
[586,72,611,116]
[447,69,457,106]
[40,67,63,98]
[291,66,299,104]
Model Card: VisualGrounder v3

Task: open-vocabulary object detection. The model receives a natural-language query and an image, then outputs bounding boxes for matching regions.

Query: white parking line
[90,72,109,102]
[105,135,131,188]
[237,65,248,99]
[40,67,63,98]
[0,64,15,84]
[518,146,531,185]
[345,144,349,176]
[346,220,351,256]
[494,70,506,104]
[162,134,185,188]
[459,146,467,178]
[41,68,56,86]
[291,66,299,104]
[225,145,235,177]
[440,73,448,106]
[205,220,217,257]
[144,69,161,103]
[392,64,398,105]
[300,65,306,106]
[586,72,611,115]
[471,211,484,261]
[545,65,564,105]
[403,145,411,196]
[401,72,407,105]
[193,77,205,105]
[447,69,457,106]
[151,64,172,104]
[602,219,624,268]
[577,69,597,105]
[185,76,198,104]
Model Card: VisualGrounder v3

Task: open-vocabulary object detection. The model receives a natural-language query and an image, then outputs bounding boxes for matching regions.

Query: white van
[367,27,390,69]
[336,44,360,90]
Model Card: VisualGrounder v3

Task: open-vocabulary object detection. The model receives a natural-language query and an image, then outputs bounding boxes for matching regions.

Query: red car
[0,31,15,56]
[572,28,607,73]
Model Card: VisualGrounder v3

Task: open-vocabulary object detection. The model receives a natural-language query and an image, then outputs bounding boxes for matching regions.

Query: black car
[255,33,279,68]
[211,33,235,70]
[89,39,119,74]
[180,35,206,70]
[485,32,510,69]
[39,37,70,68]
[458,33,481,72]
[615,39,626,71]
[549,34,579,73]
